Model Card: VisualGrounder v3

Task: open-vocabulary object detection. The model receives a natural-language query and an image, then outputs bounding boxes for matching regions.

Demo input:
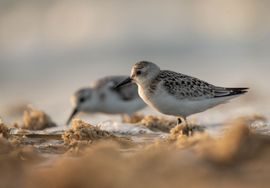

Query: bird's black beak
[66,107,79,125]
[114,77,132,89]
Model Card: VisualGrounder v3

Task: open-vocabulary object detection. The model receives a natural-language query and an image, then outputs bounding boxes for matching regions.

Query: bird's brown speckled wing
[151,71,248,100]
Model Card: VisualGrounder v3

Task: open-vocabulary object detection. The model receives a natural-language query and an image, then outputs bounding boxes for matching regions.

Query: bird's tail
[214,87,249,98]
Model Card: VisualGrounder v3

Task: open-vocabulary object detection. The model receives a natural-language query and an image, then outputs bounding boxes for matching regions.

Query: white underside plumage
[138,84,241,118]
[96,89,146,115]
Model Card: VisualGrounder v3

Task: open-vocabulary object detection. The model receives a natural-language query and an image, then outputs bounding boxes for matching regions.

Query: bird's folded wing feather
[158,71,248,100]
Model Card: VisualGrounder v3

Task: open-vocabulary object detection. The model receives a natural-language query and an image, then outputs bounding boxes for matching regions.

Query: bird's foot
[181,125,193,136]
[177,118,193,136]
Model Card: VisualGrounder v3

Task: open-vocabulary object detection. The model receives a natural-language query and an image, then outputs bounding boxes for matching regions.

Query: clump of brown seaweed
[0,121,10,139]
[195,116,270,165]
[140,115,177,132]
[122,114,145,124]
[62,119,113,145]
[62,119,133,155]
[22,107,57,130]
[123,114,177,132]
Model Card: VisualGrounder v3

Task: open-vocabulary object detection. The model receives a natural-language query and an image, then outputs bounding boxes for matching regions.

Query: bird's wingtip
[214,87,249,98]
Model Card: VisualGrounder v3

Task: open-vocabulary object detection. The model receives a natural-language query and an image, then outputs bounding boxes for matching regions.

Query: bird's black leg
[178,117,191,136]
[177,118,182,125]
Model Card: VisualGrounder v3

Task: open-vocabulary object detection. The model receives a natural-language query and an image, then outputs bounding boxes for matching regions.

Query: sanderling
[115,61,249,134]
[66,76,146,125]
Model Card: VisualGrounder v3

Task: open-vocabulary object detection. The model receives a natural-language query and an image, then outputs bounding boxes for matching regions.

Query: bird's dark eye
[136,70,142,75]
[79,97,85,103]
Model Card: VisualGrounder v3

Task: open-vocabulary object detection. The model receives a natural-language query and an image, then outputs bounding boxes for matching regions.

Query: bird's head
[66,88,97,125]
[114,61,160,89]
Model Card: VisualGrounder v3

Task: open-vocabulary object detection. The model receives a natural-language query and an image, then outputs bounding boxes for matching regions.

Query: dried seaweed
[22,107,57,130]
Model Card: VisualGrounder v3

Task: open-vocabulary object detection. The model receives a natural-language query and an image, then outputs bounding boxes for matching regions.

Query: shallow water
[6,114,270,157]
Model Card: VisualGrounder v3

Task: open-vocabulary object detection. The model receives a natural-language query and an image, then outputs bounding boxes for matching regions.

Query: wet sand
[0,110,270,188]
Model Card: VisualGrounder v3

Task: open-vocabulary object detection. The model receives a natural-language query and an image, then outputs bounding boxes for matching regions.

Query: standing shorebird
[115,61,248,134]
[66,76,146,125]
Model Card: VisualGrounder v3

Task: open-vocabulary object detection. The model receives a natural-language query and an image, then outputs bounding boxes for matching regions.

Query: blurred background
[0,0,269,125]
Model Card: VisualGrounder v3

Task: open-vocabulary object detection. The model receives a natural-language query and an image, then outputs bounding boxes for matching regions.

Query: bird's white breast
[97,89,145,115]
[138,83,236,117]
